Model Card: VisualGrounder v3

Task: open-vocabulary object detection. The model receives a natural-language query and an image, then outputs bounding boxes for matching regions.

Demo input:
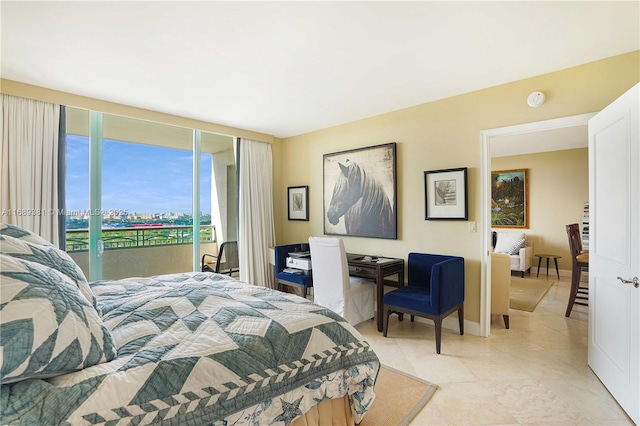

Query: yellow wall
[277,51,640,324]
[492,148,589,272]
[3,51,638,325]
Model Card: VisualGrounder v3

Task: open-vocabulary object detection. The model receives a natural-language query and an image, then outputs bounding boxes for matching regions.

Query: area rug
[361,365,438,426]
[510,277,555,312]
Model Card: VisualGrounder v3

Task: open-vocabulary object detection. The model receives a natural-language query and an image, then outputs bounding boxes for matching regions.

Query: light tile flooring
[355,275,634,425]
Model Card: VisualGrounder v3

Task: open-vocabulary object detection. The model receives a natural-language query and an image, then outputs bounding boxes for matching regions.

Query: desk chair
[308,236,375,326]
[382,253,465,354]
[274,243,313,298]
[565,224,588,317]
[202,241,239,276]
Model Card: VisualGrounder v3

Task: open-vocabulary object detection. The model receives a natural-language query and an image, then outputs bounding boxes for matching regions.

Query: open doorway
[479,112,596,337]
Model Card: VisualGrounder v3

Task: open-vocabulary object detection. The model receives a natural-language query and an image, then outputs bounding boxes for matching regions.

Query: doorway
[479,112,596,337]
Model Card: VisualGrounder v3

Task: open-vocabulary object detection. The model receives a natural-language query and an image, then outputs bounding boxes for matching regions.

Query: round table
[535,254,561,279]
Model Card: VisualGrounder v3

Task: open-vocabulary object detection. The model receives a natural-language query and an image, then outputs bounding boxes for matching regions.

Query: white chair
[308,236,375,326]
[492,231,533,277]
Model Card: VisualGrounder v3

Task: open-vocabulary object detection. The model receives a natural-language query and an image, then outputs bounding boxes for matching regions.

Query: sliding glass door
[65,108,234,281]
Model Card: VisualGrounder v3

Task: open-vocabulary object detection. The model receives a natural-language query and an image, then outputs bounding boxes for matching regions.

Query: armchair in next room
[492,231,533,277]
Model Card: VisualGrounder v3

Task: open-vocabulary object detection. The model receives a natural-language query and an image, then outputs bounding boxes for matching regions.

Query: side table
[346,254,405,332]
[535,254,561,279]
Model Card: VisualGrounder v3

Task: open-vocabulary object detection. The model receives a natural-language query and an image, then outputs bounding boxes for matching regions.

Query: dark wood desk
[347,253,404,332]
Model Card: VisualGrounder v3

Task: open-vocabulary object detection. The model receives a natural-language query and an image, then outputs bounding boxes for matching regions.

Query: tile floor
[355,275,634,425]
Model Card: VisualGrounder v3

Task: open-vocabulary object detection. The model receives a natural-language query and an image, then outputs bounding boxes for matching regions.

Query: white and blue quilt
[1,271,380,425]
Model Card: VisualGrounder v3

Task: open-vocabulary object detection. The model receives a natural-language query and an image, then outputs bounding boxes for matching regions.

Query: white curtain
[1,94,61,246]
[237,138,276,288]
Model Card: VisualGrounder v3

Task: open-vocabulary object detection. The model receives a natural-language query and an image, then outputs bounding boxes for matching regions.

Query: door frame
[479,112,596,337]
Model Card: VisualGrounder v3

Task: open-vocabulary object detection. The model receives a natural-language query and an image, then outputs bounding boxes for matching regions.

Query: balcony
[67,225,218,280]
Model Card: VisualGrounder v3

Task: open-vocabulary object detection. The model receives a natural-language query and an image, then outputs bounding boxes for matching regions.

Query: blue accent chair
[274,243,313,298]
[382,253,465,354]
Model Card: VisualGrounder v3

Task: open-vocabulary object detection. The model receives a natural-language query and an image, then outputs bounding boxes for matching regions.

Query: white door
[588,83,639,424]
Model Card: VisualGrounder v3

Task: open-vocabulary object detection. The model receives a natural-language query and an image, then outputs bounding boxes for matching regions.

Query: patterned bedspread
[1,272,379,425]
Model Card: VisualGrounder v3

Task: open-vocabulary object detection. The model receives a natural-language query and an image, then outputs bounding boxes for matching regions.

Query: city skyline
[66,135,213,214]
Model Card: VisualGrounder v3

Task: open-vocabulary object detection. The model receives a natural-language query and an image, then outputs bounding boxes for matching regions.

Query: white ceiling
[490,124,589,157]
[1,1,638,139]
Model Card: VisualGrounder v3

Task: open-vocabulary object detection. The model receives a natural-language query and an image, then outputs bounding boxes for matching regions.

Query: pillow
[0,223,53,247]
[494,232,525,254]
[0,255,117,384]
[0,234,95,308]
[507,237,526,255]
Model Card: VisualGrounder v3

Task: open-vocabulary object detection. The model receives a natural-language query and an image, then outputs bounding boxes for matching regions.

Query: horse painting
[326,160,395,239]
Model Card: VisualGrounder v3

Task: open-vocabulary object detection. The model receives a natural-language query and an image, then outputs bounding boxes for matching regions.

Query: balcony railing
[66,224,216,252]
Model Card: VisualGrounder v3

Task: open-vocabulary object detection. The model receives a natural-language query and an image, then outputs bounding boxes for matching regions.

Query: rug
[361,365,438,426]
[510,277,555,312]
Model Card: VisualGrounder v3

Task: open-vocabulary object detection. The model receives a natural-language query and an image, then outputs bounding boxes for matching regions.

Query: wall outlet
[469,221,476,232]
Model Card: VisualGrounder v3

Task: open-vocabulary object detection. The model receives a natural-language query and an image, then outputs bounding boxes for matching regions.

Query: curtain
[1,94,61,246]
[237,137,276,288]
[57,106,66,249]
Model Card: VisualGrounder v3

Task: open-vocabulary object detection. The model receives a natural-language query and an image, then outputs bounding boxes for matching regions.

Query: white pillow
[494,232,525,254]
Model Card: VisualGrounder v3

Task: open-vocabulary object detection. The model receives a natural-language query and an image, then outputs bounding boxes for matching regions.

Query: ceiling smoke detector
[527,91,546,108]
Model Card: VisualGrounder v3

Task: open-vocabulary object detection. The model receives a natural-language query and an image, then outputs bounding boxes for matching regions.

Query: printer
[284,251,312,275]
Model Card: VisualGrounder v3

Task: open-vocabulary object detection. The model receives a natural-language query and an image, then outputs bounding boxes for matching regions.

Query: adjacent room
[1,2,638,425]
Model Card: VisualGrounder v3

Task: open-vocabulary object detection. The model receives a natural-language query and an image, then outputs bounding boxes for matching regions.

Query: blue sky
[66,135,212,214]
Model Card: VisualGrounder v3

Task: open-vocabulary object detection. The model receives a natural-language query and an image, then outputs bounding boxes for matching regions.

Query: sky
[66,135,212,214]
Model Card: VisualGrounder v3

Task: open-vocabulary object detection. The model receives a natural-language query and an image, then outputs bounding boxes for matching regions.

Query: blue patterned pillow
[0,255,117,384]
[0,223,53,247]
[0,234,95,307]
[0,234,96,307]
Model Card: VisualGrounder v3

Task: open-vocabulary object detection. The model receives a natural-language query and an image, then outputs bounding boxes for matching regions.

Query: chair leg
[503,315,510,329]
[382,305,390,337]
[410,315,414,322]
[565,264,579,317]
[458,305,464,335]
[521,271,525,278]
[434,317,442,354]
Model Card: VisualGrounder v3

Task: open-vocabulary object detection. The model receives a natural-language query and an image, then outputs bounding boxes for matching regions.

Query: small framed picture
[288,186,309,221]
[424,167,468,220]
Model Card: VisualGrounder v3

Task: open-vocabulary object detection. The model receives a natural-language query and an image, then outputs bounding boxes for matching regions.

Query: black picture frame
[288,185,309,221]
[323,142,397,239]
[424,167,468,220]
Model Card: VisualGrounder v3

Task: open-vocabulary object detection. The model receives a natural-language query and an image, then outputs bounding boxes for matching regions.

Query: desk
[347,254,404,332]
[535,254,561,279]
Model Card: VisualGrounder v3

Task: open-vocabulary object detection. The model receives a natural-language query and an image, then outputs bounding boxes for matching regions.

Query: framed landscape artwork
[424,167,468,220]
[323,142,397,239]
[491,168,529,228]
[288,186,309,221]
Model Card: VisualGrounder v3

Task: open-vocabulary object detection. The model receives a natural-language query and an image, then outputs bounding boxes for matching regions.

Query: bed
[0,224,380,425]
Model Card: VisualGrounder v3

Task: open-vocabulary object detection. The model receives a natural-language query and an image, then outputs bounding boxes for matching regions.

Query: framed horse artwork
[323,142,397,239]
